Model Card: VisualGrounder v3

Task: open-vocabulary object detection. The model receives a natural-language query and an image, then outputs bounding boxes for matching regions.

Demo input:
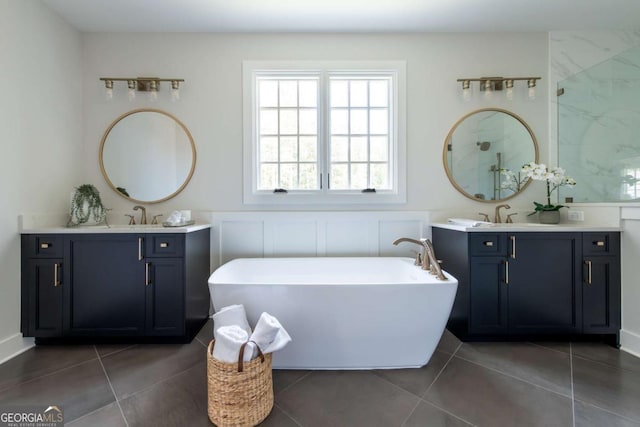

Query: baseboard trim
[0,333,35,365]
[620,329,640,358]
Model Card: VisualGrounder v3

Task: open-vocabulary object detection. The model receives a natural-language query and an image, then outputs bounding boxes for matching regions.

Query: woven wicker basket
[207,340,274,427]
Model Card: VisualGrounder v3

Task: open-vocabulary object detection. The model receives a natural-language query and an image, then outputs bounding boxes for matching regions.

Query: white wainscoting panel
[210,211,431,269]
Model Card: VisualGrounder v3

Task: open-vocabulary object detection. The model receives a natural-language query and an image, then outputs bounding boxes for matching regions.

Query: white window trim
[243,60,407,205]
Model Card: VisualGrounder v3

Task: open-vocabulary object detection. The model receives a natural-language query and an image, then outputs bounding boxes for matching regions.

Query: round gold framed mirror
[99,109,196,204]
[443,108,539,202]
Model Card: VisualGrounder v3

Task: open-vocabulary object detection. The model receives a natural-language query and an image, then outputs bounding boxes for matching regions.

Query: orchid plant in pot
[521,162,577,224]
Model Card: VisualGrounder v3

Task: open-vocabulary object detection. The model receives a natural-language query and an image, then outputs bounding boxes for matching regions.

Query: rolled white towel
[212,304,252,336]
[250,312,292,356]
[213,325,249,363]
[447,218,493,227]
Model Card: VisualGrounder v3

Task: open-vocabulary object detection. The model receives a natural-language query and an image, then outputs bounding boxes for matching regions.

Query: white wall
[81,32,549,220]
[0,0,83,361]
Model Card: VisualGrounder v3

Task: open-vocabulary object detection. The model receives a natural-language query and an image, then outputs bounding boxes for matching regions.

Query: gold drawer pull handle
[54,263,61,287]
[483,241,494,247]
[145,262,151,286]
[510,235,516,259]
[505,260,509,285]
[595,241,605,247]
[41,243,50,249]
[160,242,169,248]
[585,260,592,285]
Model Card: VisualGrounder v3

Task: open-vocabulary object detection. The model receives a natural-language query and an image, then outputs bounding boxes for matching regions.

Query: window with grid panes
[243,61,406,204]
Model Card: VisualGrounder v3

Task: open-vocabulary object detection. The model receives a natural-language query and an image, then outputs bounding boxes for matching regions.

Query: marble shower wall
[550,31,640,202]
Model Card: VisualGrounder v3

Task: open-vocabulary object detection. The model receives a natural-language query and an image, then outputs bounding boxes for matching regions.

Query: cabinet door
[508,233,582,334]
[26,259,63,337]
[145,258,185,335]
[469,256,508,334]
[66,235,145,336]
[583,256,621,334]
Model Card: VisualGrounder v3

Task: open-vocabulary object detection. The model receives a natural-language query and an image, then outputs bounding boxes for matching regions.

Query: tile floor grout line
[93,345,130,427]
[415,399,478,427]
[273,402,305,427]
[0,355,99,394]
[96,344,138,359]
[274,371,314,396]
[398,398,423,427]
[421,341,461,398]
[570,342,576,427]
[115,360,204,402]
[528,341,572,356]
[452,353,574,400]
[573,397,640,424]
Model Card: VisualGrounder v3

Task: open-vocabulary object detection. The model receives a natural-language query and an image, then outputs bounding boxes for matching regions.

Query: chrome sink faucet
[133,205,147,225]
[494,204,511,223]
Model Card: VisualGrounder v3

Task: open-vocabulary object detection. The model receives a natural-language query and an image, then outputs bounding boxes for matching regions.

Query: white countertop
[431,222,621,233]
[20,223,211,234]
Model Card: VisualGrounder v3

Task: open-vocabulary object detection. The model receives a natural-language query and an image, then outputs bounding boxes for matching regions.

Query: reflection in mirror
[443,108,539,202]
[558,45,640,202]
[100,109,196,203]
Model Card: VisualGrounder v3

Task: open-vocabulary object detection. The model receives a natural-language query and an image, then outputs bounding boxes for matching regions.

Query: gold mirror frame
[99,108,197,204]
[443,108,539,203]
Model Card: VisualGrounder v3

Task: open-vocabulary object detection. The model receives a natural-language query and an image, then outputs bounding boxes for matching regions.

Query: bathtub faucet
[392,237,431,271]
[392,237,447,281]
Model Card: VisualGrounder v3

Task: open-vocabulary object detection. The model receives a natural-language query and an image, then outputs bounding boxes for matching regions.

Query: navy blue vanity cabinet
[144,235,186,336]
[506,232,582,335]
[21,235,64,337]
[65,234,146,336]
[21,228,210,342]
[432,227,620,344]
[468,233,509,334]
[582,233,621,335]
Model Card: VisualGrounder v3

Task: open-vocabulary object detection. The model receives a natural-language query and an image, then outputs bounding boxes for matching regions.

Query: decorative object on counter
[162,210,195,227]
[67,184,109,227]
[515,162,577,224]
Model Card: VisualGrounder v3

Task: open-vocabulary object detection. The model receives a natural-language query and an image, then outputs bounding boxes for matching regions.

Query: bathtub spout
[392,237,431,271]
[423,239,447,281]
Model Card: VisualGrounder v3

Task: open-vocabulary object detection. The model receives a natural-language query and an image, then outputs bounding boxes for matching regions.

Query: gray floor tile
[259,404,301,427]
[530,341,572,354]
[0,345,97,392]
[455,341,572,396]
[403,401,474,427]
[95,344,138,358]
[573,356,640,422]
[277,370,419,427]
[195,318,213,347]
[436,329,462,355]
[424,357,573,427]
[66,402,127,427]
[0,359,114,422]
[373,350,451,397]
[120,361,209,427]
[572,342,640,374]
[574,400,640,427]
[101,340,204,399]
[273,369,310,394]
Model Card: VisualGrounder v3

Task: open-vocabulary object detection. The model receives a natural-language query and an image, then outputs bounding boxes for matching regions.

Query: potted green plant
[68,184,109,227]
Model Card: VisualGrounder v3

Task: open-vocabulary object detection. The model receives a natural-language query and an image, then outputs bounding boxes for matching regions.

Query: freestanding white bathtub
[208,257,458,370]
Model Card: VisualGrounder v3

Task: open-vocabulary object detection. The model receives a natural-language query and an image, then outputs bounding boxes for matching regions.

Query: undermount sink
[484,222,552,227]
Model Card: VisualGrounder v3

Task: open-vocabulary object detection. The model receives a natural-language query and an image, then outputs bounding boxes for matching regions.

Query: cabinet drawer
[146,235,184,257]
[583,233,619,256]
[23,235,64,258]
[469,234,507,256]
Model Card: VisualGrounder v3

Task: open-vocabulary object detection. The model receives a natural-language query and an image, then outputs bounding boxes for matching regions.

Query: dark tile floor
[1,321,639,426]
